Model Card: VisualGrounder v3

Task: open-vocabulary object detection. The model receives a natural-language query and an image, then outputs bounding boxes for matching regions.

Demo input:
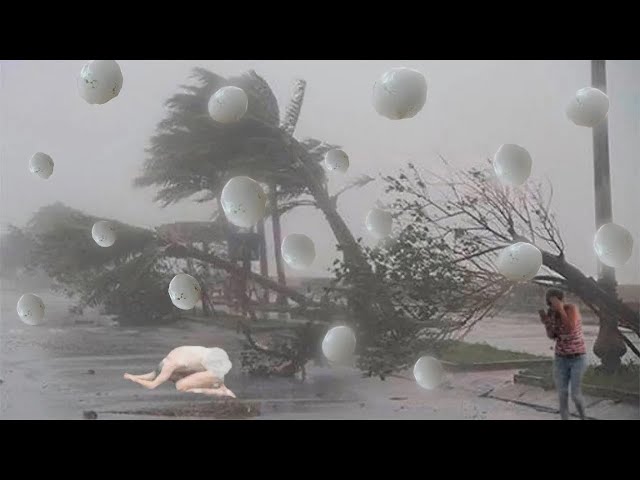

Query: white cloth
[202,347,232,380]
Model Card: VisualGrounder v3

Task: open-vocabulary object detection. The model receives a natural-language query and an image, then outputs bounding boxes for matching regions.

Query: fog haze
[1,60,638,282]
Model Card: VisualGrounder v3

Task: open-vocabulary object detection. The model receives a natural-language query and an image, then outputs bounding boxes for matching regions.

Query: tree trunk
[515,236,640,336]
[256,219,269,303]
[544,252,638,332]
[241,240,252,310]
[291,146,403,351]
[269,183,287,306]
[594,318,627,373]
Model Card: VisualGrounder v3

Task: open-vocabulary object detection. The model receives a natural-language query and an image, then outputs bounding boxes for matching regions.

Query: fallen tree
[21,203,319,325]
[381,161,638,370]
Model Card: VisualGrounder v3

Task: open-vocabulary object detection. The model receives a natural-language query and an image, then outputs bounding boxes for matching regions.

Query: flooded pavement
[463,312,640,366]
[1,289,637,420]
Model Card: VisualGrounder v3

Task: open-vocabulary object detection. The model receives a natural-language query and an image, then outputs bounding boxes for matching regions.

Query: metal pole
[591,60,616,291]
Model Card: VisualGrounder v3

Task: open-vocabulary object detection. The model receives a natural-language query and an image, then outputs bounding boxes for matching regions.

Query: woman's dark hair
[545,288,565,305]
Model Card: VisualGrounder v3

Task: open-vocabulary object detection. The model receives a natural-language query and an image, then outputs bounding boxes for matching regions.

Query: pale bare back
[124,346,236,398]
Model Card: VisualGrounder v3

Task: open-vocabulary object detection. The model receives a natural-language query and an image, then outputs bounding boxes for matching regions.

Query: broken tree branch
[163,243,318,308]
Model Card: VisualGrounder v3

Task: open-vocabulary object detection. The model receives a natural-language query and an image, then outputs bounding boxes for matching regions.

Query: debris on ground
[83,410,98,420]
[104,400,261,419]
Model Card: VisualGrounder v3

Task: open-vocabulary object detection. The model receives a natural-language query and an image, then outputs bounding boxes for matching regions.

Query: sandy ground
[1,288,638,420]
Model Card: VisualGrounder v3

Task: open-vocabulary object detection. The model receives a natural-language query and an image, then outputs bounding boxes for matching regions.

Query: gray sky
[1,60,638,283]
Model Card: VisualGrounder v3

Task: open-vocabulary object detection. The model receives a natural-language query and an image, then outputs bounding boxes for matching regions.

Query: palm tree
[135,68,337,300]
[135,68,402,376]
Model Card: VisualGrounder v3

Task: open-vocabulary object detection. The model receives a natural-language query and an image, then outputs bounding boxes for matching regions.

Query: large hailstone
[594,223,634,268]
[365,208,393,239]
[413,356,445,390]
[281,234,316,270]
[208,86,249,124]
[29,152,54,179]
[566,87,609,128]
[17,293,46,326]
[322,326,356,363]
[372,67,427,120]
[324,149,349,173]
[168,273,201,310]
[220,176,267,228]
[493,144,532,187]
[77,60,123,105]
[91,221,117,248]
[496,242,543,282]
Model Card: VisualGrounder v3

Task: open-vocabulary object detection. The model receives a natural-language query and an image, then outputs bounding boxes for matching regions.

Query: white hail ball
[365,208,393,239]
[493,144,532,187]
[372,67,427,120]
[496,242,543,282]
[594,223,634,268]
[168,273,202,310]
[77,60,123,105]
[281,234,316,270]
[91,221,117,248]
[220,176,267,228]
[322,326,356,363]
[324,149,349,173]
[566,87,609,128]
[413,356,445,390]
[208,86,249,124]
[17,293,46,326]
[29,152,54,179]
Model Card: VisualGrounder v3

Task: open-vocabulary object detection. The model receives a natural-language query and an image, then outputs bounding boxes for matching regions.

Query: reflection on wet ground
[1,289,637,420]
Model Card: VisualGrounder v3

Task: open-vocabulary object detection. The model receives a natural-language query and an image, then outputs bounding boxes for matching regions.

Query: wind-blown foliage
[0,224,36,278]
[24,203,174,324]
[379,161,639,367]
[21,202,319,326]
[135,68,335,210]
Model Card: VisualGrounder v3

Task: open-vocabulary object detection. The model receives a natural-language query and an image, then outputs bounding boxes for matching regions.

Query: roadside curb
[513,373,640,404]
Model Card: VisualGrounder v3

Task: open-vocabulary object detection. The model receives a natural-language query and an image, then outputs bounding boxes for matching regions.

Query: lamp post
[590,59,627,372]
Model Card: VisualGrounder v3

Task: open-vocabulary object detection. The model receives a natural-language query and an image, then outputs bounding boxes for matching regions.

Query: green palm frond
[27,202,157,276]
[135,68,329,209]
[230,70,280,126]
[281,79,307,135]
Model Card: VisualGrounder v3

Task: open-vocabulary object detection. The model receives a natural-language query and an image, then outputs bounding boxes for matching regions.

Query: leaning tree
[21,202,317,325]
[379,160,639,371]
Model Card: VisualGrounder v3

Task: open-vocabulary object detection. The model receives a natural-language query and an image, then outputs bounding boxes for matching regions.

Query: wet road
[1,289,637,420]
[463,312,640,366]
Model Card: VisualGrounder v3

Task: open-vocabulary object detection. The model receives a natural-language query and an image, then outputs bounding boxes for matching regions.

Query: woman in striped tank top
[538,288,587,420]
